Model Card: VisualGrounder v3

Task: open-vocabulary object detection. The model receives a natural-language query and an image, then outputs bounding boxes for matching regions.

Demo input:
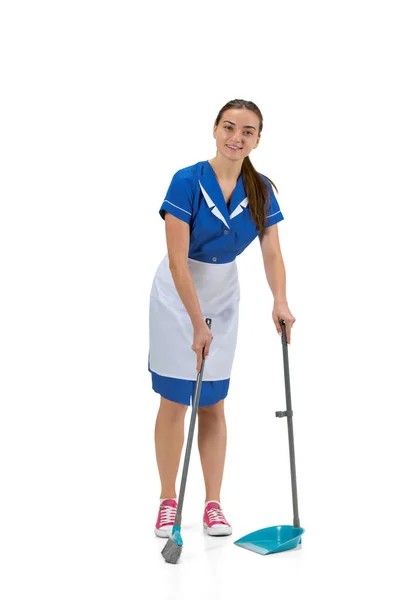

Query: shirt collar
[198,161,248,229]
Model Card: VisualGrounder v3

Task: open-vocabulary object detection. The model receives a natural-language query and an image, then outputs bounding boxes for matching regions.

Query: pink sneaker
[203,501,232,536]
[154,498,177,538]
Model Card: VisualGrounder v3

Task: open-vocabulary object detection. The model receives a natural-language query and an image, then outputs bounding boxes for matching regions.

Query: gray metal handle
[276,319,301,529]
[175,318,212,526]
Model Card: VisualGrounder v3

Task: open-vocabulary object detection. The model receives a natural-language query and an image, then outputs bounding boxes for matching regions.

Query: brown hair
[214,99,279,232]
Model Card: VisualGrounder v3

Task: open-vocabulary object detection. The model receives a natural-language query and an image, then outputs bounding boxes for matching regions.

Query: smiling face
[213,108,261,162]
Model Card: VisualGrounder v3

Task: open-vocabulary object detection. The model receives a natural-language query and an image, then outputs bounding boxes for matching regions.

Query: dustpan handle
[276,319,301,529]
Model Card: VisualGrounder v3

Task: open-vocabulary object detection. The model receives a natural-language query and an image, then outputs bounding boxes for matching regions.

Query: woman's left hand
[272,300,296,343]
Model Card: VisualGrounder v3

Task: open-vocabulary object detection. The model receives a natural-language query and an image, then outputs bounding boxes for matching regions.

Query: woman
[148,99,296,538]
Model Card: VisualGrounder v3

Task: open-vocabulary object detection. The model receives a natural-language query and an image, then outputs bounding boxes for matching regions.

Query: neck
[208,154,244,181]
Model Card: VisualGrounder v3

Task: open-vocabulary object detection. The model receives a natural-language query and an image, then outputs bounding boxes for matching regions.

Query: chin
[220,149,242,161]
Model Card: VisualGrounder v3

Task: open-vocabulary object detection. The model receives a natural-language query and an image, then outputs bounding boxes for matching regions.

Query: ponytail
[242,156,279,232]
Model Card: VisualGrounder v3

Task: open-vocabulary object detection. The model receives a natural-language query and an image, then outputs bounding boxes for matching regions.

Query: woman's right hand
[192,320,213,373]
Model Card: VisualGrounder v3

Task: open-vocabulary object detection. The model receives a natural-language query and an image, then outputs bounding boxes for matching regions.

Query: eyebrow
[223,120,257,131]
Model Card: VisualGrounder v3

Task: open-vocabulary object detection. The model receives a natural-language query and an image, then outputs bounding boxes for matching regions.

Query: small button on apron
[212,257,217,262]
[224,230,229,235]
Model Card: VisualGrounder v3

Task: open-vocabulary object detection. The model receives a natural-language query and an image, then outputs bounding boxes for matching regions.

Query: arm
[164,212,213,370]
[258,224,296,342]
[259,223,287,302]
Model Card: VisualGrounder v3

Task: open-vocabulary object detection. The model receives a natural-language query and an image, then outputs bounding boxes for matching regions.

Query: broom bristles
[161,537,182,564]
[161,526,183,564]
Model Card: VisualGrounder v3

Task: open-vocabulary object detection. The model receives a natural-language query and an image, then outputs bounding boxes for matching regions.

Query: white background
[1,1,399,598]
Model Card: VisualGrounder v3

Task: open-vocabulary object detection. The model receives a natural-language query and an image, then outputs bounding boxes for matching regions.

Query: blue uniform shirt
[159,160,284,264]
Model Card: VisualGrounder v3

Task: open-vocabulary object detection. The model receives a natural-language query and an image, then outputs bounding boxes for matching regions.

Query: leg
[154,396,188,499]
[197,399,227,503]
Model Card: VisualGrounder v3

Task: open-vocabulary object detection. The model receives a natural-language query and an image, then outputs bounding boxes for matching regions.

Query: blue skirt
[149,364,230,407]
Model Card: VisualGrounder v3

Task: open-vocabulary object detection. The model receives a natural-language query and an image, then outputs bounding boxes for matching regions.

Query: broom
[161,317,212,564]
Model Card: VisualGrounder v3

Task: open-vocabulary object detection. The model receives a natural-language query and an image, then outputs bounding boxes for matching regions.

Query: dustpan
[234,320,305,555]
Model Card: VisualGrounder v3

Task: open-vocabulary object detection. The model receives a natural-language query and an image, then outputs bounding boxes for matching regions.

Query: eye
[224,125,232,130]
[244,131,253,135]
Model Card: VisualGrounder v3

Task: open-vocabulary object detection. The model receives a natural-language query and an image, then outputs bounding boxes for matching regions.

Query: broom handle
[174,318,212,527]
[277,320,301,529]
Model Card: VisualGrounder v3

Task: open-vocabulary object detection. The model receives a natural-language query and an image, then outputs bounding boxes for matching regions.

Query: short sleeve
[159,172,194,225]
[264,179,284,228]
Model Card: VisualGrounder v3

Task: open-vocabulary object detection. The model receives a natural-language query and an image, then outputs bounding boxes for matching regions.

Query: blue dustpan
[234,525,305,555]
[234,321,305,555]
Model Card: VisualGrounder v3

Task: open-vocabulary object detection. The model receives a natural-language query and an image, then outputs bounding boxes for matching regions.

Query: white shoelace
[206,507,227,524]
[159,505,177,526]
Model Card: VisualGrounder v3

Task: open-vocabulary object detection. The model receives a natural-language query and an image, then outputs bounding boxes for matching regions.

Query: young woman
[148,99,296,537]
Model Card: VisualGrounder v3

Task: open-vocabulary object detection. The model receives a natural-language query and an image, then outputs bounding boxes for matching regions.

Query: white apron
[149,255,240,381]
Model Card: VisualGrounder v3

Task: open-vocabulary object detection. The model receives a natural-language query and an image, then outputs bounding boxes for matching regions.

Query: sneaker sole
[203,523,232,536]
[154,527,173,538]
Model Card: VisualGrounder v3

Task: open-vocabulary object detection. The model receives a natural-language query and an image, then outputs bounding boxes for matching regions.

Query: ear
[213,123,217,139]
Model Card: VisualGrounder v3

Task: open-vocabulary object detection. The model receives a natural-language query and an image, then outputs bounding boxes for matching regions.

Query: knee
[198,400,225,424]
[159,396,188,421]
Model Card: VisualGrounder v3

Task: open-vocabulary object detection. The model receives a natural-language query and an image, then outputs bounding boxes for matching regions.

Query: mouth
[226,145,242,151]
